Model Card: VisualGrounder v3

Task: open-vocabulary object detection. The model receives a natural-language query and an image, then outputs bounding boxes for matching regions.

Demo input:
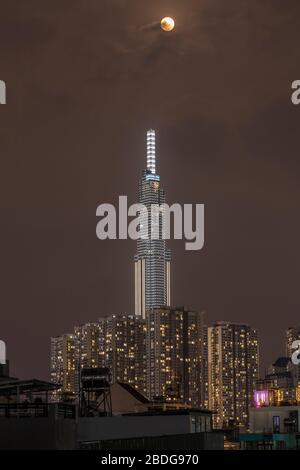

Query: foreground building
[1,357,222,450]
[207,322,259,428]
[239,405,300,450]
[251,404,300,435]
[0,402,221,450]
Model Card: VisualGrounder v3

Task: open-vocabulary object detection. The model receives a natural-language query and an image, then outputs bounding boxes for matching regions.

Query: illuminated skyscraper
[135,130,171,317]
[208,322,259,428]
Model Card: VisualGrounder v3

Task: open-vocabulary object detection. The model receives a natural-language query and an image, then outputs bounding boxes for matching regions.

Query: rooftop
[117,382,150,404]
[0,378,59,396]
[123,408,212,417]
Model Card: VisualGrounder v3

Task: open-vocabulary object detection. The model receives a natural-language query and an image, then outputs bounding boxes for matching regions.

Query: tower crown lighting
[146,129,156,174]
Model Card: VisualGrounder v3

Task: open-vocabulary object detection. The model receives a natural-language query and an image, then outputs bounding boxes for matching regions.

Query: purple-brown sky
[1,0,300,379]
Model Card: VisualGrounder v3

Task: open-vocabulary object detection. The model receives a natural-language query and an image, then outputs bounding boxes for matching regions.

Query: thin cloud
[138,21,160,32]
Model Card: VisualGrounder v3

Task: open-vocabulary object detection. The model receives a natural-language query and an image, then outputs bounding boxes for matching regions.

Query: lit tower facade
[135,129,171,318]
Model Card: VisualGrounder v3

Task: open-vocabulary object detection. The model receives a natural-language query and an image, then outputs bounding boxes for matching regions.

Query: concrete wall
[84,432,224,450]
[0,417,76,450]
[78,415,192,442]
[0,408,214,449]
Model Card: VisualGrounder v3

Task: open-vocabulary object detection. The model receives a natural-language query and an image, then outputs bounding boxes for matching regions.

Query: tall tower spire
[146,129,156,174]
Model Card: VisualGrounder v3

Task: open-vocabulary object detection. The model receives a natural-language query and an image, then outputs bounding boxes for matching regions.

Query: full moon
[161,17,175,32]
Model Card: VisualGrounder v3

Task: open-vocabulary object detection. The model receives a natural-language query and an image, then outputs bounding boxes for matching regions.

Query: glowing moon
[161,17,175,32]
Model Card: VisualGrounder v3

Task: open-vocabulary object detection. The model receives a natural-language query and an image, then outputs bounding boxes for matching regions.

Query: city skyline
[50,309,260,426]
[51,310,300,428]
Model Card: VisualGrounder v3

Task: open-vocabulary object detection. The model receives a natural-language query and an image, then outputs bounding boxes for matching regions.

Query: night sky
[1,0,300,379]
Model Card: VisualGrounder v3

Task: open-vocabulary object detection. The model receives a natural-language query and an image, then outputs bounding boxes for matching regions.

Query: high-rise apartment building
[146,307,207,408]
[73,323,101,394]
[207,322,259,428]
[135,129,171,318]
[50,334,76,400]
[99,315,146,394]
[51,315,146,399]
[202,325,209,409]
[74,323,101,369]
